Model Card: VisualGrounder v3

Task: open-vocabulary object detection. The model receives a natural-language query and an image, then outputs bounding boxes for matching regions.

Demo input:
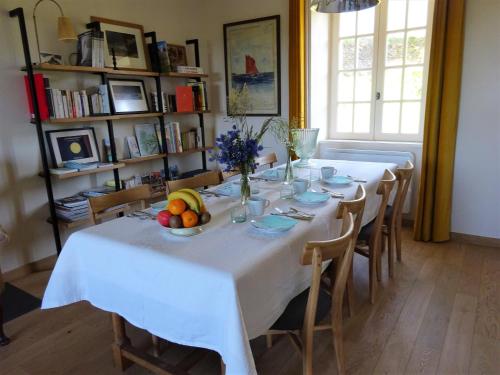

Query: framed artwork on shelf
[167,44,187,72]
[90,16,150,71]
[108,79,149,114]
[223,15,281,116]
[45,128,100,168]
[134,124,160,156]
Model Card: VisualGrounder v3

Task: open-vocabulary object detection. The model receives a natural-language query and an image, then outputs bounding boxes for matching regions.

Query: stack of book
[77,30,104,68]
[175,82,208,112]
[180,129,199,151]
[54,195,89,223]
[150,92,177,113]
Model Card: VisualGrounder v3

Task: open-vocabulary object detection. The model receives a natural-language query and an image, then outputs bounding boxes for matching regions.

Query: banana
[178,188,203,209]
[167,191,200,213]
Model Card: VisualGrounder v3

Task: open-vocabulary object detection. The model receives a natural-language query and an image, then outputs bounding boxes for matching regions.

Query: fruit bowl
[168,225,206,237]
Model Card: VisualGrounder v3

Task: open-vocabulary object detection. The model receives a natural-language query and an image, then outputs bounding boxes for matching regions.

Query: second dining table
[42,159,397,374]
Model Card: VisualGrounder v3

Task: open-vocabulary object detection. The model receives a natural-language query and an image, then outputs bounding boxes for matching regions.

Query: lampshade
[311,0,380,13]
[57,16,77,41]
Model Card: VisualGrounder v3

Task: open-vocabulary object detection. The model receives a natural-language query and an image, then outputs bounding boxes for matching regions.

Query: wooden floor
[1,229,499,374]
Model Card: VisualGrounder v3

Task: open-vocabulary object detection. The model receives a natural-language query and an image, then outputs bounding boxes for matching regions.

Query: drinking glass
[280,184,295,200]
[230,204,247,223]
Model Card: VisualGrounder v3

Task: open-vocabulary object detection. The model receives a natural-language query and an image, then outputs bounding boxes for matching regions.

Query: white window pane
[383,68,403,100]
[357,7,375,35]
[401,102,421,134]
[407,0,428,28]
[387,0,407,31]
[357,36,373,69]
[355,71,372,101]
[337,103,353,132]
[382,102,400,133]
[339,38,356,70]
[338,72,354,101]
[386,32,405,66]
[353,103,371,133]
[403,66,424,99]
[339,12,356,37]
[406,29,426,64]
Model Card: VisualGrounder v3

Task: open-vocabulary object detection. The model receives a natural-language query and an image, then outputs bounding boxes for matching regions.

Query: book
[176,66,204,74]
[175,86,194,112]
[134,124,160,156]
[126,136,141,158]
[24,73,49,120]
[49,167,78,175]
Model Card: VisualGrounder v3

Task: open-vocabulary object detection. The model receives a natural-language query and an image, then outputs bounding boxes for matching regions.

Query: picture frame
[90,16,150,71]
[134,123,160,156]
[223,15,281,116]
[45,128,100,168]
[167,44,187,71]
[108,79,149,115]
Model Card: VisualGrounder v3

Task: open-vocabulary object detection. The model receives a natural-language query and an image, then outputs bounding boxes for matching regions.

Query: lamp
[311,0,380,13]
[33,0,77,64]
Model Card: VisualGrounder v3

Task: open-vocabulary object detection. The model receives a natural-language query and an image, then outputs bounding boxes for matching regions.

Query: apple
[157,210,172,227]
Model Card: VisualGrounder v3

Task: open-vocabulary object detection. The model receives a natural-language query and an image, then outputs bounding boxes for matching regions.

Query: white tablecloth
[42,160,396,374]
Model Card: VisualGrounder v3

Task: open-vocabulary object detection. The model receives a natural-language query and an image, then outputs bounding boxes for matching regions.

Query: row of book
[24,74,111,120]
[77,29,105,68]
[159,122,201,154]
[150,82,208,114]
[150,92,177,113]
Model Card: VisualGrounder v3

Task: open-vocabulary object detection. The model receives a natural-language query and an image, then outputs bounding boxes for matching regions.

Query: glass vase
[291,128,320,167]
[283,151,294,184]
[240,172,251,205]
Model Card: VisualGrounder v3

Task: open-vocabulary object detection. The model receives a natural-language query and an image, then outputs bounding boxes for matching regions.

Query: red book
[175,86,194,112]
[24,73,49,120]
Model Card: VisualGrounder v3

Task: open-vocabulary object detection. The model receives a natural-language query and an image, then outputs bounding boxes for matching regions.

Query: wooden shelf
[43,163,125,180]
[160,72,208,79]
[47,216,91,229]
[164,110,211,116]
[41,113,163,124]
[24,63,159,77]
[120,154,166,164]
[168,147,212,156]
[151,190,167,199]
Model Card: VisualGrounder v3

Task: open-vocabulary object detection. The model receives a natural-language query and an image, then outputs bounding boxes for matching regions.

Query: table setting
[42,91,398,374]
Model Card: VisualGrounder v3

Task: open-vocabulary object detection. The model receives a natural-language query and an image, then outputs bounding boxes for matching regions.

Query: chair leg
[220,357,226,375]
[388,229,394,279]
[302,329,314,375]
[376,237,382,282]
[346,263,354,317]
[369,246,377,304]
[151,334,161,357]
[332,319,346,375]
[396,220,402,262]
[0,295,10,346]
[266,334,273,348]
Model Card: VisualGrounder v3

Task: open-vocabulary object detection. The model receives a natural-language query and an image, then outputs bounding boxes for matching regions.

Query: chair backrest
[220,169,240,181]
[301,211,355,337]
[88,184,152,225]
[166,170,222,194]
[253,152,278,172]
[337,184,366,242]
[370,169,396,245]
[390,160,414,226]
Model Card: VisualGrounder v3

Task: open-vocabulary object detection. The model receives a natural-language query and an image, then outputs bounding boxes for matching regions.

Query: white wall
[0,0,289,272]
[451,0,500,239]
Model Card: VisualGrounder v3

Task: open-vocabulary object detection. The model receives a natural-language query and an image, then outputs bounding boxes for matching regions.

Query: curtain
[414,0,466,242]
[289,0,307,128]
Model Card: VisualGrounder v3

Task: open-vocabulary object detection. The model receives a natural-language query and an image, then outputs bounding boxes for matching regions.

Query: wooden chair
[166,170,223,194]
[384,160,414,277]
[0,226,10,346]
[253,152,277,172]
[355,169,396,303]
[88,185,152,225]
[267,209,356,375]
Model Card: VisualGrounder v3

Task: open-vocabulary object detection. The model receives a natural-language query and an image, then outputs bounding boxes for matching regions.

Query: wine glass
[291,128,319,168]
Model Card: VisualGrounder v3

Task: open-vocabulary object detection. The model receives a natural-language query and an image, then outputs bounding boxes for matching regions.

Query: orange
[168,199,187,215]
[181,210,199,228]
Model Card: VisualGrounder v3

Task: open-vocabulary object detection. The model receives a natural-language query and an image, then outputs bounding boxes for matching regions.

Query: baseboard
[451,232,500,248]
[3,255,57,282]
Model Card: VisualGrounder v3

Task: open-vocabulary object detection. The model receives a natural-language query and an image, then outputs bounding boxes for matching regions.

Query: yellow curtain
[414,0,466,242]
[289,0,307,128]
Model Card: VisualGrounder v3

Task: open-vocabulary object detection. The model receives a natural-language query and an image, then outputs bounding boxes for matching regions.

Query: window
[310,0,434,142]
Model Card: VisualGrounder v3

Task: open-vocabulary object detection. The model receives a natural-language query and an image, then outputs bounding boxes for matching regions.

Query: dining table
[42,159,398,375]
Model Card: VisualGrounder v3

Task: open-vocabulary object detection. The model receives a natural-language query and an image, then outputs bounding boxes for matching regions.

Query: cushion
[271,287,331,331]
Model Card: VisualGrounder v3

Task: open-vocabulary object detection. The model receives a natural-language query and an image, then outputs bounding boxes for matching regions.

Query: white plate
[322,175,354,186]
[251,215,298,233]
[294,191,330,205]
[151,200,168,214]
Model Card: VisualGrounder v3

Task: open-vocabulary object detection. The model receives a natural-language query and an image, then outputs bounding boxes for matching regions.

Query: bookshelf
[11,7,210,254]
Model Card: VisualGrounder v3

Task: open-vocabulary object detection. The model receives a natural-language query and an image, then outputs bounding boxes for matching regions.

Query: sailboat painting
[224,16,281,116]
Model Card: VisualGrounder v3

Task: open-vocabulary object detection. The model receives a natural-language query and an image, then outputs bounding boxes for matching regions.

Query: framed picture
[45,128,100,168]
[167,44,187,71]
[40,52,63,65]
[90,16,150,71]
[223,15,281,116]
[134,124,160,156]
[108,79,149,114]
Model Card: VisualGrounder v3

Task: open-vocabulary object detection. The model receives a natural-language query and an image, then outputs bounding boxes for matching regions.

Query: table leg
[111,313,132,371]
[0,294,10,346]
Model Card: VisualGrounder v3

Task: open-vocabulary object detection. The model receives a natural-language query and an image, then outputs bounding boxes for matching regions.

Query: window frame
[325,0,435,142]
